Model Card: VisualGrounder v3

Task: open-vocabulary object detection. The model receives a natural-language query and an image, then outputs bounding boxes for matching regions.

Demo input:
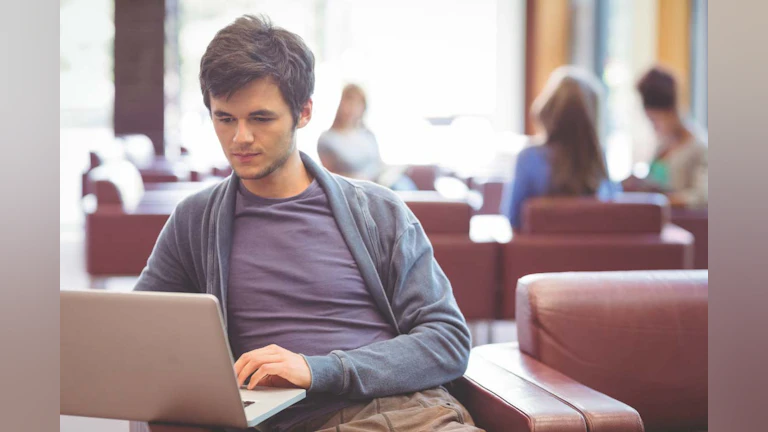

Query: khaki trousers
[272,387,484,432]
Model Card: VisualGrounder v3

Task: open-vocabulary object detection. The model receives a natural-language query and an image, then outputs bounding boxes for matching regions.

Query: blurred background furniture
[500,193,695,319]
[671,206,708,269]
[399,191,502,323]
[83,160,216,275]
[404,164,441,191]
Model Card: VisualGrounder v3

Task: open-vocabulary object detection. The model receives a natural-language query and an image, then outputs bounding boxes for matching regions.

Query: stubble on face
[210,77,299,182]
[241,132,296,181]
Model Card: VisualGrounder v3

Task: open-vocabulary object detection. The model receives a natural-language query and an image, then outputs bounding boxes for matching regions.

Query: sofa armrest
[451,354,588,432]
[472,343,644,432]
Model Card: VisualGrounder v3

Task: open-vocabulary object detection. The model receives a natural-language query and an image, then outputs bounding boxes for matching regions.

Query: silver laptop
[61,290,306,429]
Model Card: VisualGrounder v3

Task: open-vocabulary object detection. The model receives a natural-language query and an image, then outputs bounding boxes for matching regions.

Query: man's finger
[247,363,281,390]
[233,351,257,374]
[236,360,261,387]
[234,355,248,375]
[234,352,282,382]
[239,354,284,386]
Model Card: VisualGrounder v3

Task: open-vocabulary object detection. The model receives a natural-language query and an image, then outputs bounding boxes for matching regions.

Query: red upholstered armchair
[464,270,707,432]
[84,161,215,275]
[501,193,694,318]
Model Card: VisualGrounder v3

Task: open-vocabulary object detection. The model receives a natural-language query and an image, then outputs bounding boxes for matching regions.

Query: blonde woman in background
[500,66,620,231]
[317,84,415,190]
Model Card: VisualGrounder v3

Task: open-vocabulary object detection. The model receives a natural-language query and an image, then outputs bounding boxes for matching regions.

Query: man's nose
[233,121,254,144]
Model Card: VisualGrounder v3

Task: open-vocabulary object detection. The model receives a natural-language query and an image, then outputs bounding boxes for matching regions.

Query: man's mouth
[232,152,262,162]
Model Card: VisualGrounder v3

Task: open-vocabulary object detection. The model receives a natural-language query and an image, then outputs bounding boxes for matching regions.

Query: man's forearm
[303,321,470,399]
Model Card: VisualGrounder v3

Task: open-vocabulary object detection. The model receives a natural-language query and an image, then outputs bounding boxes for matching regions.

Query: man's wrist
[302,353,345,394]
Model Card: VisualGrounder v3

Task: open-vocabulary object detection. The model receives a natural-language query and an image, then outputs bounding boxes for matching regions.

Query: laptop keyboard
[243,400,255,408]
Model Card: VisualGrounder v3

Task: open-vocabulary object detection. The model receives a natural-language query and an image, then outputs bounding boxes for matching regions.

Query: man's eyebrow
[212,109,278,117]
[248,110,278,117]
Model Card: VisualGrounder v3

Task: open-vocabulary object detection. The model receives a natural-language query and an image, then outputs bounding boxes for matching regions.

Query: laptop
[61,290,306,429]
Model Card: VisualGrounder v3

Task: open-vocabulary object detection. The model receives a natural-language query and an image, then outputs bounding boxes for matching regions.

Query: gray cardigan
[133,152,471,399]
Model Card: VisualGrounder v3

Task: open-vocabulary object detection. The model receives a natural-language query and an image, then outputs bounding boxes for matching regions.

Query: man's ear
[296,98,313,129]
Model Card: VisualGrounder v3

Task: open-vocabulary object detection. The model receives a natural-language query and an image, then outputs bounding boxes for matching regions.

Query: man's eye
[218,117,234,124]
[251,117,274,123]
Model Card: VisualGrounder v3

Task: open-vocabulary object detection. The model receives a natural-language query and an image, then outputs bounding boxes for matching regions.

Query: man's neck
[240,151,314,199]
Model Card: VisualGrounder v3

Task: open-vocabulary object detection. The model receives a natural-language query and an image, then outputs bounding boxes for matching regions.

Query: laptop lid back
[61,290,248,428]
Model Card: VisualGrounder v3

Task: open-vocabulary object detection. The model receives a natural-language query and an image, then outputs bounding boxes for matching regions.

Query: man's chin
[231,164,276,181]
[233,168,269,181]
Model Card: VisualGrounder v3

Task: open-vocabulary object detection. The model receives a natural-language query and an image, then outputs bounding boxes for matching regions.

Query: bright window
[171,0,525,175]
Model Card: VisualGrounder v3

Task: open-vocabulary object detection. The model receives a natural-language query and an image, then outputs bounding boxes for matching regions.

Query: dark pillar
[113,0,166,155]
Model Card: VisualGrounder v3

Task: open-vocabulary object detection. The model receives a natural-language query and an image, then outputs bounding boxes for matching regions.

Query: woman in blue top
[500,66,619,231]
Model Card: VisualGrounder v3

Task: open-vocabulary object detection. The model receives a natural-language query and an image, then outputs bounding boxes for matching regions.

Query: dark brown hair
[532,66,608,196]
[199,14,315,125]
[636,66,678,110]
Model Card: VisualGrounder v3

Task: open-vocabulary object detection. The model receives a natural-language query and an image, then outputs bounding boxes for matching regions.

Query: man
[134,14,479,432]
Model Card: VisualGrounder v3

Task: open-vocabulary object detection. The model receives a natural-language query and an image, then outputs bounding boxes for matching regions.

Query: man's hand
[234,344,312,390]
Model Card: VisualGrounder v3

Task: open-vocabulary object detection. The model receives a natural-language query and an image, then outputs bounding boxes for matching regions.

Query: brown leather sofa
[500,194,694,318]
[84,161,215,275]
[399,192,501,321]
[469,270,707,432]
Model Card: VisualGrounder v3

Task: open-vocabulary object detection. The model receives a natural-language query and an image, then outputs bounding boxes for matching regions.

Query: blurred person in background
[500,66,619,231]
[622,66,708,207]
[317,84,416,190]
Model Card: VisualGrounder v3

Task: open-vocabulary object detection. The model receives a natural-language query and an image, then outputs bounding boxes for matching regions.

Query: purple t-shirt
[227,179,396,430]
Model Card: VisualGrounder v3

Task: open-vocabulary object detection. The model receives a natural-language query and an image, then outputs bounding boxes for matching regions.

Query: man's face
[210,77,311,181]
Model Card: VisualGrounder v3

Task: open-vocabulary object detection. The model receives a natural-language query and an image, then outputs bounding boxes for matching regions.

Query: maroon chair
[400,192,501,321]
[438,270,647,432]
[469,177,506,215]
[497,270,706,431]
[671,207,708,269]
[500,193,694,318]
[84,161,215,275]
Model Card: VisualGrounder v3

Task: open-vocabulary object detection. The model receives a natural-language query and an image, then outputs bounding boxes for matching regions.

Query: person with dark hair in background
[317,84,416,190]
[133,14,478,432]
[622,66,708,207]
[500,66,619,231]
